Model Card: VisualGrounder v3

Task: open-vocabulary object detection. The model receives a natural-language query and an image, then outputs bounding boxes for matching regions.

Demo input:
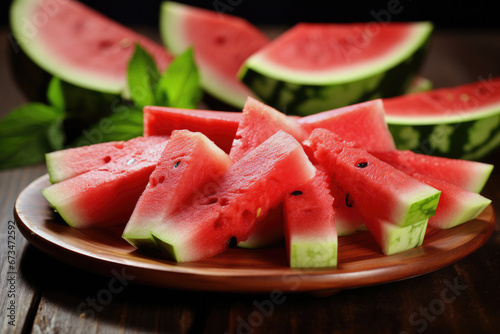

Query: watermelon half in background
[384,77,500,160]
[10,0,173,95]
[240,22,433,115]
[160,1,270,109]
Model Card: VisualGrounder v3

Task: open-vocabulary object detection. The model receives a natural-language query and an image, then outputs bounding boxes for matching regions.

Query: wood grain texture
[1,27,500,334]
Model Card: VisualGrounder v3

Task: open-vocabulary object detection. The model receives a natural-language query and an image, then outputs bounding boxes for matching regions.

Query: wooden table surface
[1,26,500,334]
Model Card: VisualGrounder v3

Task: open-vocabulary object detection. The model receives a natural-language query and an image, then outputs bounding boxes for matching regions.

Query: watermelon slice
[408,173,491,229]
[230,97,307,161]
[297,99,396,152]
[384,77,500,159]
[240,22,433,115]
[151,130,316,262]
[160,1,269,109]
[143,106,241,153]
[122,130,232,249]
[10,0,173,94]
[46,136,168,184]
[229,97,306,248]
[305,129,441,227]
[284,168,337,268]
[41,140,168,228]
[371,150,494,193]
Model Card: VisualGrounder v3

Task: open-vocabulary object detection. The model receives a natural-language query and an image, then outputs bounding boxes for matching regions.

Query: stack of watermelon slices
[42,97,493,268]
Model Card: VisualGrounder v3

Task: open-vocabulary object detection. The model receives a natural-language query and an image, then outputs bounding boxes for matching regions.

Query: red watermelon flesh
[371,150,493,193]
[41,140,168,228]
[383,77,500,119]
[143,106,241,154]
[298,99,396,152]
[160,1,269,108]
[409,173,491,229]
[151,130,316,262]
[305,129,441,227]
[230,97,308,161]
[284,168,337,268]
[14,0,173,93]
[122,130,232,249]
[46,136,168,184]
[329,182,364,236]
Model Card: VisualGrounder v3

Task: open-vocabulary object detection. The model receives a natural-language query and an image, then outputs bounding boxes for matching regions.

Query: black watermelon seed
[174,161,181,168]
[356,162,368,168]
[291,190,303,196]
[227,236,237,248]
[345,193,354,208]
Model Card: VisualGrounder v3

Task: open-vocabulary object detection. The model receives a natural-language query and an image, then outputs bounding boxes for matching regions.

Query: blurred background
[2,0,500,29]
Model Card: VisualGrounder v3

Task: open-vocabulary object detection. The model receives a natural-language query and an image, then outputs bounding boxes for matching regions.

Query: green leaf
[0,103,65,170]
[71,102,143,147]
[127,44,161,108]
[155,48,202,109]
[46,77,65,111]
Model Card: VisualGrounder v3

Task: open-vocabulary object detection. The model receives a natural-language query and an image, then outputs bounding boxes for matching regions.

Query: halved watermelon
[41,140,168,228]
[384,76,500,160]
[283,168,337,268]
[298,99,395,152]
[305,129,441,227]
[160,1,269,109]
[10,0,173,95]
[371,150,494,193]
[151,130,316,262]
[240,22,433,115]
[143,106,241,153]
[122,130,232,249]
[46,136,168,184]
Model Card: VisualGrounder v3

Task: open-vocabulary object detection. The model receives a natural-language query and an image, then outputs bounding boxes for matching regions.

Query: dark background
[1,0,500,29]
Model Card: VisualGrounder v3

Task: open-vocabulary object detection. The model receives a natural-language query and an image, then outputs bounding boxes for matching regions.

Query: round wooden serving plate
[14,174,495,294]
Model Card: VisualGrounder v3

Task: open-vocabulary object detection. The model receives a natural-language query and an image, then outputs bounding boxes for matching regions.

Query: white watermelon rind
[10,0,125,94]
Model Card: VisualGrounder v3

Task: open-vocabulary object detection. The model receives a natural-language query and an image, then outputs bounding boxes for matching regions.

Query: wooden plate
[14,174,495,294]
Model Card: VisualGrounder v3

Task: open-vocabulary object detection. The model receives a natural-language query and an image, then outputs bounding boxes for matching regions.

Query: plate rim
[14,174,496,293]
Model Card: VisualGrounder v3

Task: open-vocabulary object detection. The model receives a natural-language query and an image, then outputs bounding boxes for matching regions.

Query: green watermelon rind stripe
[382,219,428,255]
[290,239,338,268]
[240,35,430,116]
[403,191,441,226]
[388,113,500,160]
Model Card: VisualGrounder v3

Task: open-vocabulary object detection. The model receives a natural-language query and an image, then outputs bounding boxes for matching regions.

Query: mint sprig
[0,78,65,170]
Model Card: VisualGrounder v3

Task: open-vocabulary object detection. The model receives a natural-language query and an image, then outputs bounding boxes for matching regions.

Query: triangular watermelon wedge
[160,1,270,109]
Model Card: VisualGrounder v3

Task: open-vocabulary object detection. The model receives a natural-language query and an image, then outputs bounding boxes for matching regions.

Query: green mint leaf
[127,44,161,108]
[155,47,201,109]
[46,77,66,112]
[71,102,143,146]
[0,103,65,170]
